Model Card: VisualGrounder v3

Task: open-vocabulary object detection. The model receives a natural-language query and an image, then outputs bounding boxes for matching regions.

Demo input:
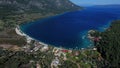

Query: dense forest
[95,20,120,67]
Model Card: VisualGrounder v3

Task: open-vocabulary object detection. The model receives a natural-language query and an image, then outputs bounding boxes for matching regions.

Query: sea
[20,5,120,49]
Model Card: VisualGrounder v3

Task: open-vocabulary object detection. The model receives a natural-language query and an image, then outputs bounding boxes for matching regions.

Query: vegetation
[65,50,101,68]
[0,0,81,16]
[0,0,83,67]
[0,48,54,68]
[95,20,120,67]
[0,0,81,46]
[1,0,120,68]
[59,60,78,68]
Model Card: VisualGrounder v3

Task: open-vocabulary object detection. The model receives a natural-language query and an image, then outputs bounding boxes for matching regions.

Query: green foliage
[0,38,26,46]
[0,0,81,45]
[96,20,120,67]
[59,60,78,68]
[0,0,81,17]
[0,20,4,31]
[80,62,91,68]
[0,48,54,68]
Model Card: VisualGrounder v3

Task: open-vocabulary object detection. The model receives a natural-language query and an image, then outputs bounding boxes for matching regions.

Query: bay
[20,5,120,49]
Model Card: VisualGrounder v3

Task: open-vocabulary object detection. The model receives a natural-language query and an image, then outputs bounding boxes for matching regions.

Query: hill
[95,20,120,67]
[0,0,81,46]
[0,0,81,16]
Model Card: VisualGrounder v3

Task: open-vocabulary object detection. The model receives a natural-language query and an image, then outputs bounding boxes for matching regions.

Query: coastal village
[0,0,119,67]
[4,26,102,68]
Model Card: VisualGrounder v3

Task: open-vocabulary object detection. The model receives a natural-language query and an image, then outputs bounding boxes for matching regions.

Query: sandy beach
[15,25,48,46]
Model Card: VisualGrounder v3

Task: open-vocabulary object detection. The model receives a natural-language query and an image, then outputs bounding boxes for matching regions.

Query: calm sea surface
[20,5,120,49]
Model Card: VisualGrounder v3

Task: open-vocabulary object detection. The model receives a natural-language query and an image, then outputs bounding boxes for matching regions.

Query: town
[11,26,102,68]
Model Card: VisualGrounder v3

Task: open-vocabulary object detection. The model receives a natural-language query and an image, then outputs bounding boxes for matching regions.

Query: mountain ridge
[0,0,81,15]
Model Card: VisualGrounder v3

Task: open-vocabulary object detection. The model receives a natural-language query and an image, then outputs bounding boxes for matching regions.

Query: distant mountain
[92,4,120,8]
[0,0,81,15]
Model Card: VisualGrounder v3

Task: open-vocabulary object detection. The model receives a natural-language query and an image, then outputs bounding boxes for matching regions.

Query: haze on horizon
[70,0,120,6]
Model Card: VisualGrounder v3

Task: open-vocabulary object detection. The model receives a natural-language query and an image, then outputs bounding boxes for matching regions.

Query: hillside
[0,0,81,16]
[94,20,120,67]
[0,0,81,46]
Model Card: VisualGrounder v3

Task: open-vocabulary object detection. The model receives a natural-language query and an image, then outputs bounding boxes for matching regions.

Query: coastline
[15,25,49,47]
[15,6,118,50]
[16,25,97,50]
[16,25,72,51]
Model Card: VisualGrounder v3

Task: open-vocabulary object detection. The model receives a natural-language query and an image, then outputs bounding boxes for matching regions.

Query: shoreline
[15,25,74,51]
[15,25,49,47]
[16,25,96,50]
[15,25,86,50]
[16,11,117,50]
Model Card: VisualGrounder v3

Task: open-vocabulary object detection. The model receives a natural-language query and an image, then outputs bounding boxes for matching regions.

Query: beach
[15,25,48,46]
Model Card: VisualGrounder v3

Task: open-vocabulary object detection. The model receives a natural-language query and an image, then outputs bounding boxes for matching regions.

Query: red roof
[61,50,68,53]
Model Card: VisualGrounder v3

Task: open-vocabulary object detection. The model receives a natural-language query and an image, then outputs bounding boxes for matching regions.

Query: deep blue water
[20,5,120,49]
